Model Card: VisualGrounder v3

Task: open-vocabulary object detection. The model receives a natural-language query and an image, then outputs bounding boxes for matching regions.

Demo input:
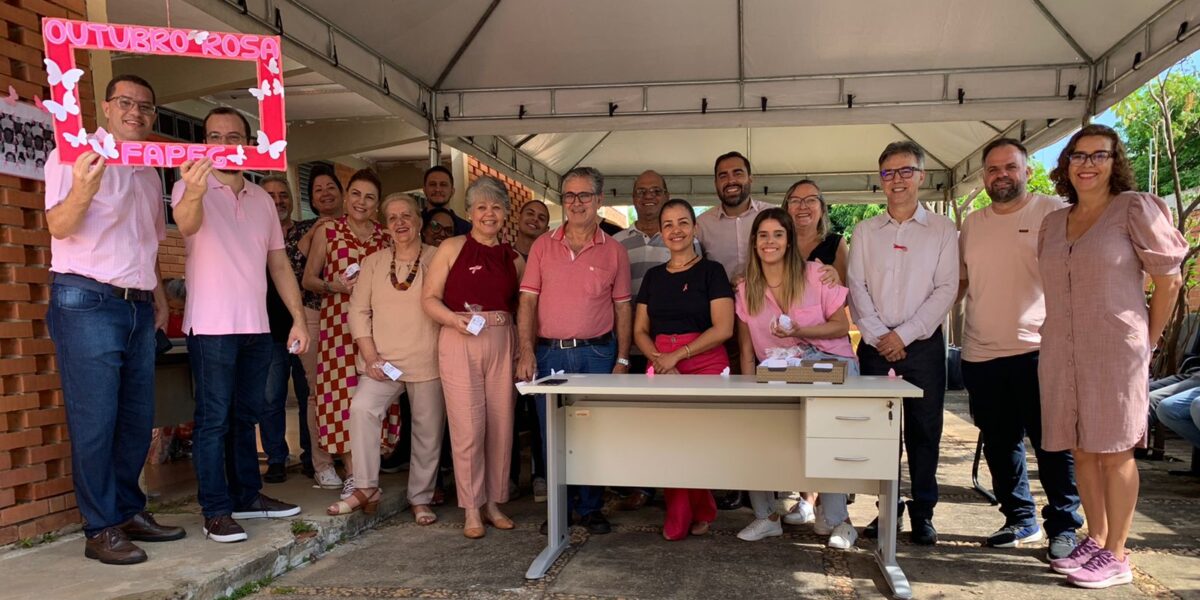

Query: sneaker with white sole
[782,499,815,525]
[813,504,834,536]
[203,515,248,543]
[313,468,342,490]
[1051,536,1102,574]
[737,517,783,541]
[987,523,1043,548]
[1068,549,1132,589]
[532,477,548,503]
[340,476,356,501]
[827,522,858,549]
[231,494,301,519]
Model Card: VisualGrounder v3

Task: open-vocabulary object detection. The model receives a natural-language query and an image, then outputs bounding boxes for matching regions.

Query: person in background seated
[735,208,858,549]
[633,199,733,541]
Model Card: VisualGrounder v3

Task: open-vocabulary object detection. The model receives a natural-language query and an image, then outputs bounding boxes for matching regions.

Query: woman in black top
[633,199,735,541]
[785,179,848,283]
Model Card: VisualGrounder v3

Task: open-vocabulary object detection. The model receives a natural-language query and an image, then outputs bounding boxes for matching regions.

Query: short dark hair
[348,168,383,197]
[423,165,454,186]
[203,107,252,141]
[306,163,343,214]
[423,206,454,228]
[981,137,1028,163]
[714,151,752,176]
[105,74,156,105]
[658,198,697,227]
[878,141,926,169]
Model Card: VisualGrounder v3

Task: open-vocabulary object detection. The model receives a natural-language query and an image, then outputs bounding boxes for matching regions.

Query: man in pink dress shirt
[45,74,187,565]
[171,107,310,543]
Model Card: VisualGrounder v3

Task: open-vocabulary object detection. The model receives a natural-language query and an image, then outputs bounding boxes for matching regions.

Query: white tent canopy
[122,0,1200,204]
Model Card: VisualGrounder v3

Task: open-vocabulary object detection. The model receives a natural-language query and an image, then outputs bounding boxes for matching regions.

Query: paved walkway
[247,392,1200,599]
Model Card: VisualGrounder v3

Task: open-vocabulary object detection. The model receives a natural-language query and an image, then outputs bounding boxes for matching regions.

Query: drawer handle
[834,456,870,462]
[834,415,870,421]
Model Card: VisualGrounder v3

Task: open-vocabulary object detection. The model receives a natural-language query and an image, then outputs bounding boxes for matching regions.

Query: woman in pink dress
[1038,125,1185,589]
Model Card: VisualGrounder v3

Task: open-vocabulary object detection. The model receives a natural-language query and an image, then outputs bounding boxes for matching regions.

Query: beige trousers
[349,377,445,503]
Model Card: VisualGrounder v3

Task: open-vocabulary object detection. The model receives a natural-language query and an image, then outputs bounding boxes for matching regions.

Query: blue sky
[1032,51,1199,166]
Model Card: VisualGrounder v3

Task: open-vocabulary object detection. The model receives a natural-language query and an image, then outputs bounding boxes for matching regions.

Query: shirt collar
[207,174,252,194]
[550,224,605,244]
[877,202,930,229]
[715,197,768,220]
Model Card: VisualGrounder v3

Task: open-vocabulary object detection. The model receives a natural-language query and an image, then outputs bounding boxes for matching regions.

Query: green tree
[1114,70,1200,197]
[827,203,886,241]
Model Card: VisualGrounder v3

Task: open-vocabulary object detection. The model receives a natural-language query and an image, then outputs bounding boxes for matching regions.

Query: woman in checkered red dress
[303,169,392,501]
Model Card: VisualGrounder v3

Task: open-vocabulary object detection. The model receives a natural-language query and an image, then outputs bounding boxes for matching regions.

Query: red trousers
[654,333,726,540]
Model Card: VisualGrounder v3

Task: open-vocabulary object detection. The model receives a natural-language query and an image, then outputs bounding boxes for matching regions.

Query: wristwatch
[617,357,630,367]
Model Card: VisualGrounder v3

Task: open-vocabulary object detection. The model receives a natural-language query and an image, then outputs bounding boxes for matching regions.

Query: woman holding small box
[327,194,445,520]
[423,176,525,539]
[734,208,859,549]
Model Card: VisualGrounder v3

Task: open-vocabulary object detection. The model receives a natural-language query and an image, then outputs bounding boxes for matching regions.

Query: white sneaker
[313,468,342,490]
[737,517,783,541]
[782,499,815,525]
[533,477,547,502]
[340,476,356,500]
[827,522,858,549]
[813,504,833,536]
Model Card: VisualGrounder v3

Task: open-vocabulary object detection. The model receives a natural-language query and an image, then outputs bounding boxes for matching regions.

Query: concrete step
[0,471,411,600]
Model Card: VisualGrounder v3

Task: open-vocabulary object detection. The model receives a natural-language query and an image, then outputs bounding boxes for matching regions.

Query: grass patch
[16,538,35,548]
[216,576,273,600]
[290,520,317,538]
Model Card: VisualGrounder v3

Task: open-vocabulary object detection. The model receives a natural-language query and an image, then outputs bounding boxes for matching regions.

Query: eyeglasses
[786,195,821,207]
[880,167,922,181]
[108,96,157,115]
[206,132,246,144]
[427,221,450,233]
[634,187,665,199]
[562,192,597,205]
[1067,151,1113,166]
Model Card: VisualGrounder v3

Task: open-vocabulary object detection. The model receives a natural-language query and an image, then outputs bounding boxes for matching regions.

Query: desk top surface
[518,374,923,398]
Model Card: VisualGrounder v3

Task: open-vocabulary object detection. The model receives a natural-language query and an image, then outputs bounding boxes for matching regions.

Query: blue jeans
[47,282,155,536]
[1156,387,1200,448]
[188,333,273,518]
[962,351,1082,537]
[535,339,616,517]
[262,342,310,467]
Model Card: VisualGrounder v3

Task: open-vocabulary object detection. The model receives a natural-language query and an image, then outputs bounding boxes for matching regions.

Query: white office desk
[518,373,924,599]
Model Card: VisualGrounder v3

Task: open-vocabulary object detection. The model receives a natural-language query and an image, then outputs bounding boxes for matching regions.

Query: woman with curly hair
[1039,124,1186,589]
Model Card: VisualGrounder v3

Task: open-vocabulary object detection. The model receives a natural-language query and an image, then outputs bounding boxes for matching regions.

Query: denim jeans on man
[1156,386,1200,448]
[188,333,273,518]
[534,339,616,517]
[963,351,1082,537]
[262,342,311,467]
[48,282,156,536]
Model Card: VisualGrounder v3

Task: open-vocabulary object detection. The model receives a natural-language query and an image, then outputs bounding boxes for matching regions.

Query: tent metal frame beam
[1093,0,1200,105]
[889,124,950,170]
[434,0,501,89]
[447,135,564,201]
[1028,0,1094,63]
[949,116,1080,196]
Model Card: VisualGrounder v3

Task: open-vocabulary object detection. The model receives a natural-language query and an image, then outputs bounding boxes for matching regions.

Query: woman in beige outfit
[1038,125,1185,589]
[327,194,445,522]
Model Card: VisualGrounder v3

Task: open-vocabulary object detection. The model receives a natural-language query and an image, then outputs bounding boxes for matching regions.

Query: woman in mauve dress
[1038,124,1185,590]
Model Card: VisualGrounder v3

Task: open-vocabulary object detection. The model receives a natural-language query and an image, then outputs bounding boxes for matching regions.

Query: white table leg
[526,392,570,580]
[876,477,912,599]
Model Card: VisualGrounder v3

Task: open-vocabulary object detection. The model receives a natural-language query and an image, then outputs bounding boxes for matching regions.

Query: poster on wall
[41,18,287,171]
[0,97,56,180]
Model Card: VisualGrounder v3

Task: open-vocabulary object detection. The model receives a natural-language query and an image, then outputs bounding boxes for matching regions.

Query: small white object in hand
[288,339,301,354]
[466,314,486,336]
[343,263,360,279]
[379,362,403,381]
[777,315,793,330]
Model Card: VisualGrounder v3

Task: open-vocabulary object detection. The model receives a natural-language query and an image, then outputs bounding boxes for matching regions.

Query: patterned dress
[315,216,393,455]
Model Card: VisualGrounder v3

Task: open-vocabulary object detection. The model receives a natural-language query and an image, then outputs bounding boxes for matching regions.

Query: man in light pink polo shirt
[517,166,631,535]
[171,107,310,544]
[45,74,186,565]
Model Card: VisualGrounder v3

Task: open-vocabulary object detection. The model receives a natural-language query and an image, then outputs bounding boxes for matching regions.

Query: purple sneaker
[1050,536,1101,574]
[1067,549,1132,589]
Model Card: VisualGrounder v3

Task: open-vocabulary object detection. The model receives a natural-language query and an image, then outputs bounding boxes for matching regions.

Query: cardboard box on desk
[755,359,848,384]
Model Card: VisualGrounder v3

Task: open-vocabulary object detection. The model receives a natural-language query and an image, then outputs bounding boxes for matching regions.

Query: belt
[52,272,154,303]
[537,332,613,350]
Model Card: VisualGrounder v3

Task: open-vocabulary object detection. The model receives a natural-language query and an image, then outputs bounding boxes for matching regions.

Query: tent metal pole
[1028,0,1094,63]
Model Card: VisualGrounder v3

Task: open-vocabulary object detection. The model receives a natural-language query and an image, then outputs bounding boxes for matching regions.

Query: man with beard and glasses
[958,138,1080,559]
[696,152,772,283]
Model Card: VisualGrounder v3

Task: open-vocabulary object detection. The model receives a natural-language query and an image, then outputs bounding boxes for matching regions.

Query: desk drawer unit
[805,437,898,480]
[805,397,897,440]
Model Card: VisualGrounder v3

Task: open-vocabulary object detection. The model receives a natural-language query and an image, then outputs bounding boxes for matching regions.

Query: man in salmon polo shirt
[171,107,309,543]
[45,74,186,565]
[516,166,632,535]
[958,137,1081,560]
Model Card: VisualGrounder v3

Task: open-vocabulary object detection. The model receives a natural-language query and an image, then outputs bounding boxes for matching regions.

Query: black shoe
[862,502,905,539]
[578,512,612,535]
[1048,533,1078,560]
[301,463,315,479]
[263,463,287,484]
[119,511,186,542]
[910,518,937,545]
[715,490,745,511]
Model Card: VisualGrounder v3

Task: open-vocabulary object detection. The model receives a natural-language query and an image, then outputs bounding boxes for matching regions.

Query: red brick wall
[465,156,535,244]
[159,230,185,278]
[0,0,90,546]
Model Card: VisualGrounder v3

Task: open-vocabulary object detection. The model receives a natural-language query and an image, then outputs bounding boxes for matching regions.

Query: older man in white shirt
[848,140,958,546]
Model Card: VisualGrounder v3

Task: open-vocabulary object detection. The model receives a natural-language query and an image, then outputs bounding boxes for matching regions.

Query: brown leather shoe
[120,511,186,542]
[84,527,148,565]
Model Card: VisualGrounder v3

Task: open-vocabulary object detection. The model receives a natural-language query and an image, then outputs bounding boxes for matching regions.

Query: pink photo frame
[42,18,287,170]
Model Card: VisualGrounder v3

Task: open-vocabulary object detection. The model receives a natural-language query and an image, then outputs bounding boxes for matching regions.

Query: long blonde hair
[744,208,806,315]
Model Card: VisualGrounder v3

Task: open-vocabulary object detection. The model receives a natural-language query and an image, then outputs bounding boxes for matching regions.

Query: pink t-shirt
[44,148,165,290]
[734,262,853,361]
[520,225,632,340]
[171,176,284,335]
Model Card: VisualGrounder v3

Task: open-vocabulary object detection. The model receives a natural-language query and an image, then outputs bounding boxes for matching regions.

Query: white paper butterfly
[187,30,210,44]
[88,127,119,160]
[225,145,246,166]
[42,93,79,122]
[44,58,84,92]
[63,127,87,148]
[3,85,17,106]
[247,80,271,101]
[271,79,284,97]
[267,57,280,75]
[255,130,287,159]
